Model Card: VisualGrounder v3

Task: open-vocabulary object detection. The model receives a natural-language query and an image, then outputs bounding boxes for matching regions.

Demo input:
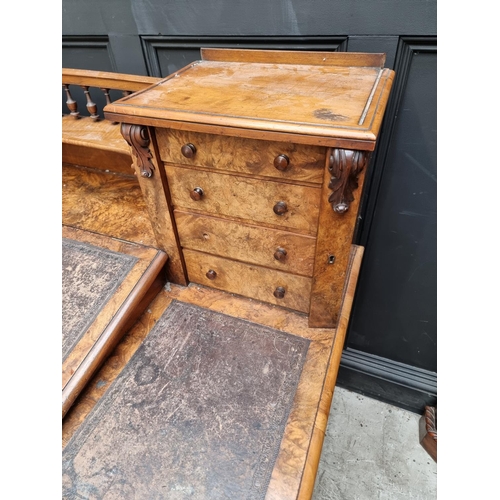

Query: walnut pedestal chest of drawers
[104,48,395,328]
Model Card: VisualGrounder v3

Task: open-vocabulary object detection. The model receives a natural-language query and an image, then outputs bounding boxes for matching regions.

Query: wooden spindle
[81,86,100,121]
[63,84,80,119]
[101,88,117,124]
[101,88,112,106]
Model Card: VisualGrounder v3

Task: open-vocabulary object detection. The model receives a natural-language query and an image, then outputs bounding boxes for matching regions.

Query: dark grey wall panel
[108,35,149,76]
[347,38,437,372]
[62,34,148,76]
[62,0,138,35]
[62,36,116,71]
[347,36,399,69]
[63,0,436,37]
[130,0,436,36]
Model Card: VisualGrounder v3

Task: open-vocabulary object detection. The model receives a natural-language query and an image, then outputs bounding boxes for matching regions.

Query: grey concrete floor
[312,387,437,500]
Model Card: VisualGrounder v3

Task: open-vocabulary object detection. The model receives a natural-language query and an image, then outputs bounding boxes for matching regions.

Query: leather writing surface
[63,301,310,499]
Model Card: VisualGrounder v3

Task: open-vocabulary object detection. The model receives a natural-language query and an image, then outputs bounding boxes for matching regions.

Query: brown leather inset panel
[62,237,138,361]
[63,301,309,499]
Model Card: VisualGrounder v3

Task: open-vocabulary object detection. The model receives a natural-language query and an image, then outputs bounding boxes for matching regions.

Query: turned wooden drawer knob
[181,143,197,158]
[206,269,217,280]
[273,286,286,299]
[190,187,204,201]
[274,247,287,262]
[274,154,290,171]
[273,201,288,215]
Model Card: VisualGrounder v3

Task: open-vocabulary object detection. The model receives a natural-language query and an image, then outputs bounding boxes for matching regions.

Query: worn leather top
[63,300,310,499]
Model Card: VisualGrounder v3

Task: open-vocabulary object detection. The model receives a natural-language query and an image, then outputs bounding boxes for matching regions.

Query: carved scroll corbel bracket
[120,124,155,178]
[328,148,369,214]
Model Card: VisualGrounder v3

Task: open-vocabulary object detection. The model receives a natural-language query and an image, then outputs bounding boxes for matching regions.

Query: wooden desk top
[104,48,395,149]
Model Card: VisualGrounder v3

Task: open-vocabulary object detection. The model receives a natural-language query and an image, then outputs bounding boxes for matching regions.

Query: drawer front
[156,129,325,184]
[175,210,316,277]
[183,249,312,313]
[166,166,321,235]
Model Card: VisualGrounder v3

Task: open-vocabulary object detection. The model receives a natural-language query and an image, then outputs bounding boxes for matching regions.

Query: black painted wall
[62,0,437,413]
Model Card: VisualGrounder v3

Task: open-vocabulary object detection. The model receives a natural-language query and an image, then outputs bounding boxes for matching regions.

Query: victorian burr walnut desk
[62,49,394,500]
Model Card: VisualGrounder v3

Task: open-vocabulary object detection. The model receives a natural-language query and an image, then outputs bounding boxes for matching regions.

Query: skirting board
[336,347,437,414]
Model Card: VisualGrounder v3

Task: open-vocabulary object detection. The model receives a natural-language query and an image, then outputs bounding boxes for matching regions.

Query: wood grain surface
[62,114,133,174]
[62,164,157,247]
[62,68,159,92]
[127,130,188,285]
[157,128,325,184]
[104,56,394,143]
[165,165,321,235]
[103,114,381,151]
[62,115,130,154]
[62,142,133,175]
[183,248,312,313]
[308,150,368,328]
[175,210,316,277]
[201,48,386,68]
[297,245,364,499]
